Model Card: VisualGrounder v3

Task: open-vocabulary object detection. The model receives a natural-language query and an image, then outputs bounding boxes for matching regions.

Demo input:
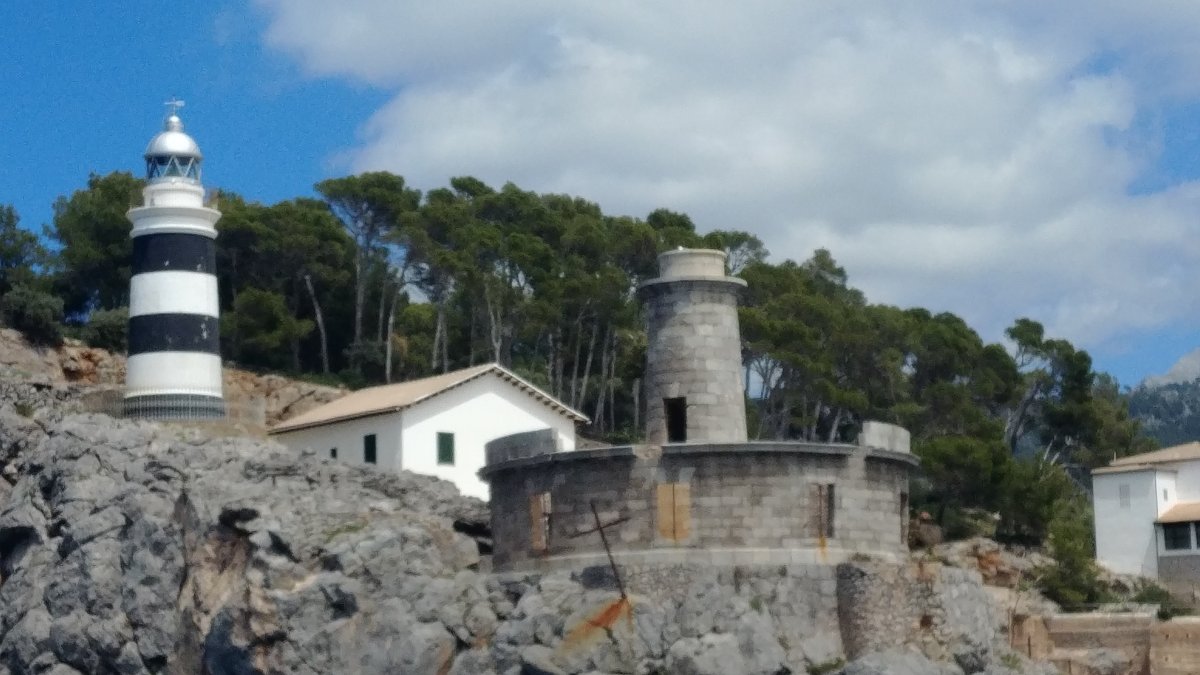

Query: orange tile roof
[269,363,587,434]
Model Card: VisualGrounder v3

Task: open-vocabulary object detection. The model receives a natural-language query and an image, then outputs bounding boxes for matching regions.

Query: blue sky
[4,2,1200,388]
[0,3,385,230]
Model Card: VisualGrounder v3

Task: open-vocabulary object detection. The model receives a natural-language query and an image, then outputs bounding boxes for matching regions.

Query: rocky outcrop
[0,328,346,427]
[0,386,1054,674]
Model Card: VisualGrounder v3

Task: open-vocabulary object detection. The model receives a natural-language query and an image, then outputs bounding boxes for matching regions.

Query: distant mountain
[1128,377,1200,447]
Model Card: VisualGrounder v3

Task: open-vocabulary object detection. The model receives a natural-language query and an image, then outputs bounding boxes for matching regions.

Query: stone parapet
[859,421,911,454]
[484,428,561,465]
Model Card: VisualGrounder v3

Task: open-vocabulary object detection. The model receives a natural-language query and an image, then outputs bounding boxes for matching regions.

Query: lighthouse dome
[144,115,202,160]
[144,113,203,182]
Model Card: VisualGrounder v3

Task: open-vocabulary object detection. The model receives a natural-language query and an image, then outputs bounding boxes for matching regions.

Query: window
[665,397,687,442]
[437,432,455,465]
[363,434,377,464]
[656,482,692,542]
[810,483,836,539]
[1164,523,1192,551]
[1164,489,1170,502]
[899,492,910,543]
[530,492,552,554]
[1119,484,1131,509]
[330,448,337,459]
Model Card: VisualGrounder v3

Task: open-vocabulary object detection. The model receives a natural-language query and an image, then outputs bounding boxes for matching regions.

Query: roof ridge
[269,361,586,434]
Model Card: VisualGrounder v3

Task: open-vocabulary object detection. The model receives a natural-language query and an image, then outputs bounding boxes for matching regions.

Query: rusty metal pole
[590,500,628,600]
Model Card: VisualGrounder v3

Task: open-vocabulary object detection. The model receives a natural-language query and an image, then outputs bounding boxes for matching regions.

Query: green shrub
[807,658,845,674]
[82,306,128,352]
[1,285,64,346]
[1132,581,1194,620]
[1037,497,1112,609]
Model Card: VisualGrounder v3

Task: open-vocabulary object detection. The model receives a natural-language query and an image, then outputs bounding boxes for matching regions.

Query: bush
[1037,497,1112,609]
[1132,581,1194,620]
[1,285,64,346]
[82,307,128,352]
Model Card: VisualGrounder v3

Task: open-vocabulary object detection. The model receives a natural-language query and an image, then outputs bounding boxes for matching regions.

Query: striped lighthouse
[124,100,224,420]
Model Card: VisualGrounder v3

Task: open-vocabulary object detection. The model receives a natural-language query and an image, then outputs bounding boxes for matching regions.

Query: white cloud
[255,0,1200,361]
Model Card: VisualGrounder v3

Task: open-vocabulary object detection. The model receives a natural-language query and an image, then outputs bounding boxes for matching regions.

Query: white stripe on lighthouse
[129,271,219,318]
[126,352,224,396]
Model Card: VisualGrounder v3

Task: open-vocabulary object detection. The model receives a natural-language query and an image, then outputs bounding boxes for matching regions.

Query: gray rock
[520,644,566,675]
[666,634,749,675]
[841,649,964,675]
[734,610,788,675]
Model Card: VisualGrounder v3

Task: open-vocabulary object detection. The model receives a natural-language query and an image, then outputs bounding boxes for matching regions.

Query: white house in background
[269,363,587,500]
[1093,442,1200,592]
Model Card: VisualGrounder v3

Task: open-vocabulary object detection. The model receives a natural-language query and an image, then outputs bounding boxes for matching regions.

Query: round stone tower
[124,101,224,419]
[637,248,747,444]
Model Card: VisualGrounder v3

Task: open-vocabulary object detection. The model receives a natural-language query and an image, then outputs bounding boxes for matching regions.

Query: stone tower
[124,101,225,419]
[637,248,747,444]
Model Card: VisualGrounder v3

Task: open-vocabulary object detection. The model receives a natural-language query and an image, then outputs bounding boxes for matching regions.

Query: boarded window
[656,482,691,541]
[1164,522,1192,550]
[363,434,377,464]
[809,483,836,538]
[1119,484,1130,508]
[330,448,337,459]
[437,432,455,465]
[530,492,552,554]
[665,397,687,442]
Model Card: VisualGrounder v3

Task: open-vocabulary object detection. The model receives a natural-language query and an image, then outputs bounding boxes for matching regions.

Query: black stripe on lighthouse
[132,233,216,274]
[128,314,220,355]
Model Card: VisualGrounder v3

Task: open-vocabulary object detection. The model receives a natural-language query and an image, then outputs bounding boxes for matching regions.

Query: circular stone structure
[481,248,918,573]
[637,249,748,445]
[481,426,917,572]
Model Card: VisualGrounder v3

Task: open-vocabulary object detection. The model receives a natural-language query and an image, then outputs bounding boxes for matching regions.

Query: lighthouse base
[124,393,225,421]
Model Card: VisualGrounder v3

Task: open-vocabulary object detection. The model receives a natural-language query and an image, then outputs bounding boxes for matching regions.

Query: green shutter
[437,432,455,465]
[364,434,377,464]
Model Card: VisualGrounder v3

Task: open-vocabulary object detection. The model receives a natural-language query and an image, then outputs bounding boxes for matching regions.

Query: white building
[269,363,587,500]
[1093,442,1200,592]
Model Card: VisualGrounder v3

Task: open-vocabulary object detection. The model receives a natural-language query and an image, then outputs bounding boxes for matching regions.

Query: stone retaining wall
[835,559,1000,666]
[1150,618,1200,675]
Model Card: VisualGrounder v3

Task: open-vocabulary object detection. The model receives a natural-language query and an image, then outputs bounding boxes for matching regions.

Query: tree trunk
[577,321,601,411]
[431,302,445,370]
[377,277,389,342]
[353,253,364,345]
[631,377,640,437]
[484,287,503,364]
[808,400,822,441]
[569,314,583,405]
[384,287,399,383]
[303,274,330,375]
[826,407,843,443]
[592,328,609,432]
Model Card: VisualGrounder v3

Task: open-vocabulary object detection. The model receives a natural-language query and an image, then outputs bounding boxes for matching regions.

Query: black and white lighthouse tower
[124,100,224,419]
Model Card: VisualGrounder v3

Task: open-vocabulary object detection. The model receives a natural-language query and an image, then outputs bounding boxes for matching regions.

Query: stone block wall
[1150,618,1200,675]
[484,442,915,572]
[835,559,1001,665]
[639,279,747,445]
[1158,554,1200,600]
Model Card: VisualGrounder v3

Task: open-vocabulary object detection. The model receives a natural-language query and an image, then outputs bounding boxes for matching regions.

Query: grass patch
[324,520,368,543]
[807,658,845,674]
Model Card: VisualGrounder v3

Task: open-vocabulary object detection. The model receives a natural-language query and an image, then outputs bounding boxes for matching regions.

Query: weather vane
[164,96,185,116]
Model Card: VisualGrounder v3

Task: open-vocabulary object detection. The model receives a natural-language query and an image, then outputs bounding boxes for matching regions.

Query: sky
[4,2,1200,388]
